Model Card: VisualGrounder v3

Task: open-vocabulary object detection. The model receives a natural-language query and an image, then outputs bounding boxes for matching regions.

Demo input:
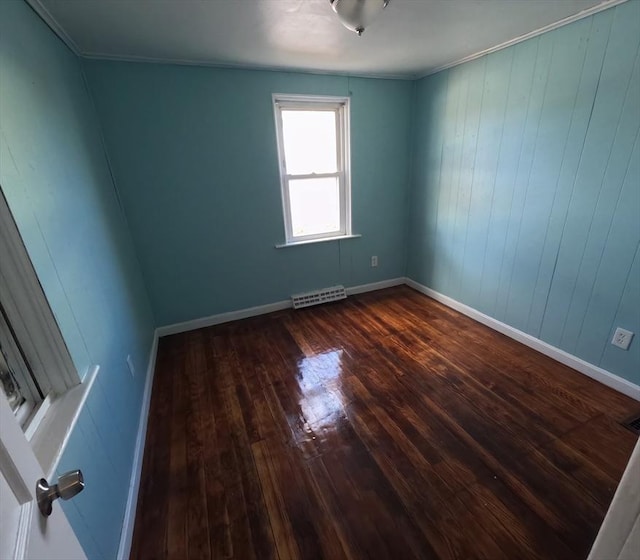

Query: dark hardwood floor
[130,286,639,560]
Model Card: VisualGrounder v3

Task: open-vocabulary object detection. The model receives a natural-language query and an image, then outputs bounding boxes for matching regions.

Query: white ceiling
[35,0,619,78]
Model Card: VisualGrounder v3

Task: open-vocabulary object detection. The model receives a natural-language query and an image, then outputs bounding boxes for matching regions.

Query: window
[1,188,80,427]
[273,94,351,244]
[0,307,41,428]
[0,188,98,477]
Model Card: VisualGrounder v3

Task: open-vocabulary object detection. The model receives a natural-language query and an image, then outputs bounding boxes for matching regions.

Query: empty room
[1,0,639,559]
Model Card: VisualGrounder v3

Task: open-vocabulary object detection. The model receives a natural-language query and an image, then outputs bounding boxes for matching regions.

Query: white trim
[23,393,53,441]
[419,0,629,78]
[119,278,400,554]
[117,333,159,560]
[13,502,32,560]
[26,364,100,480]
[345,277,405,296]
[1,387,87,560]
[404,278,640,401]
[24,0,81,56]
[80,52,410,81]
[118,274,638,560]
[272,94,351,245]
[273,94,351,107]
[275,233,361,248]
[157,300,293,337]
[0,191,80,395]
[24,0,626,81]
[157,277,407,337]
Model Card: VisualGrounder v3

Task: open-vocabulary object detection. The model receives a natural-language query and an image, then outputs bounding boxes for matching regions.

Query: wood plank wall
[408,0,640,384]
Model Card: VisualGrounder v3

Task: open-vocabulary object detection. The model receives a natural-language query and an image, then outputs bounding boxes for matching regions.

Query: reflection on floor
[131,286,639,560]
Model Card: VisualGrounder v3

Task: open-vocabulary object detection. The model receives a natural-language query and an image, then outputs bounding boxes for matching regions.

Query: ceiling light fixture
[330,0,390,36]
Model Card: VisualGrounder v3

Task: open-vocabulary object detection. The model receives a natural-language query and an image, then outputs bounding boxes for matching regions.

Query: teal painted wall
[82,61,413,326]
[407,0,640,384]
[0,1,155,558]
[2,0,638,555]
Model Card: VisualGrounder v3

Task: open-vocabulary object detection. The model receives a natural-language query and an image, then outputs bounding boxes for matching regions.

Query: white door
[588,437,640,560]
[0,393,86,560]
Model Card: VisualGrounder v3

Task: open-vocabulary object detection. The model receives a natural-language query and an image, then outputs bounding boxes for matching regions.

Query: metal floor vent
[621,414,640,435]
[291,285,347,309]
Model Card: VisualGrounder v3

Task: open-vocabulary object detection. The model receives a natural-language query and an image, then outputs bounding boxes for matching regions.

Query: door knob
[36,470,84,517]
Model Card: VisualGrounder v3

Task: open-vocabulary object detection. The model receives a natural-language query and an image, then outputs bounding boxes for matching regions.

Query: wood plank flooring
[130,286,639,560]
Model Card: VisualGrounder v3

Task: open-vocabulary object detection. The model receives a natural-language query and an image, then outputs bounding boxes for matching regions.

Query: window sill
[27,365,100,479]
[275,234,361,249]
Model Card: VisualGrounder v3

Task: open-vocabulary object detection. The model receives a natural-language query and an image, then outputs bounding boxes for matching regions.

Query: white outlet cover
[611,327,634,350]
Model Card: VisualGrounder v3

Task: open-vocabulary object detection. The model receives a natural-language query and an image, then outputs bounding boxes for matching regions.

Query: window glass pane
[0,349,24,413]
[282,110,337,174]
[289,177,340,237]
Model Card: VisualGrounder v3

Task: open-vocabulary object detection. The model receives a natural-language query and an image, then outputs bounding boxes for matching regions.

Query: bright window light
[273,95,351,244]
[289,177,340,237]
[282,111,337,175]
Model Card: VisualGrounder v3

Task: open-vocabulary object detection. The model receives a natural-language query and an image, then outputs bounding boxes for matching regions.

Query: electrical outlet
[371,255,378,267]
[611,327,634,351]
[126,354,135,377]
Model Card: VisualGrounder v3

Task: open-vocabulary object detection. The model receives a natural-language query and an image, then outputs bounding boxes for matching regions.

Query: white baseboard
[156,300,292,337]
[116,276,638,560]
[117,332,159,560]
[345,277,405,296]
[404,278,640,401]
[157,277,407,337]
[116,277,405,554]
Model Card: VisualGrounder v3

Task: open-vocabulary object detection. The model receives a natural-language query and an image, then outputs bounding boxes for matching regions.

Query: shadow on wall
[407,2,640,385]
[0,1,155,558]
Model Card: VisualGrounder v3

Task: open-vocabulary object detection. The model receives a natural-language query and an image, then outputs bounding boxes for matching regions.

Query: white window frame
[0,309,41,427]
[0,192,79,399]
[273,94,352,245]
[0,187,98,477]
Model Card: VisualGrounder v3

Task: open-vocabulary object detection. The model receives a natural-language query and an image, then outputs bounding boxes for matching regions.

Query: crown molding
[80,51,412,81]
[24,0,629,81]
[25,0,81,55]
[417,0,629,79]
